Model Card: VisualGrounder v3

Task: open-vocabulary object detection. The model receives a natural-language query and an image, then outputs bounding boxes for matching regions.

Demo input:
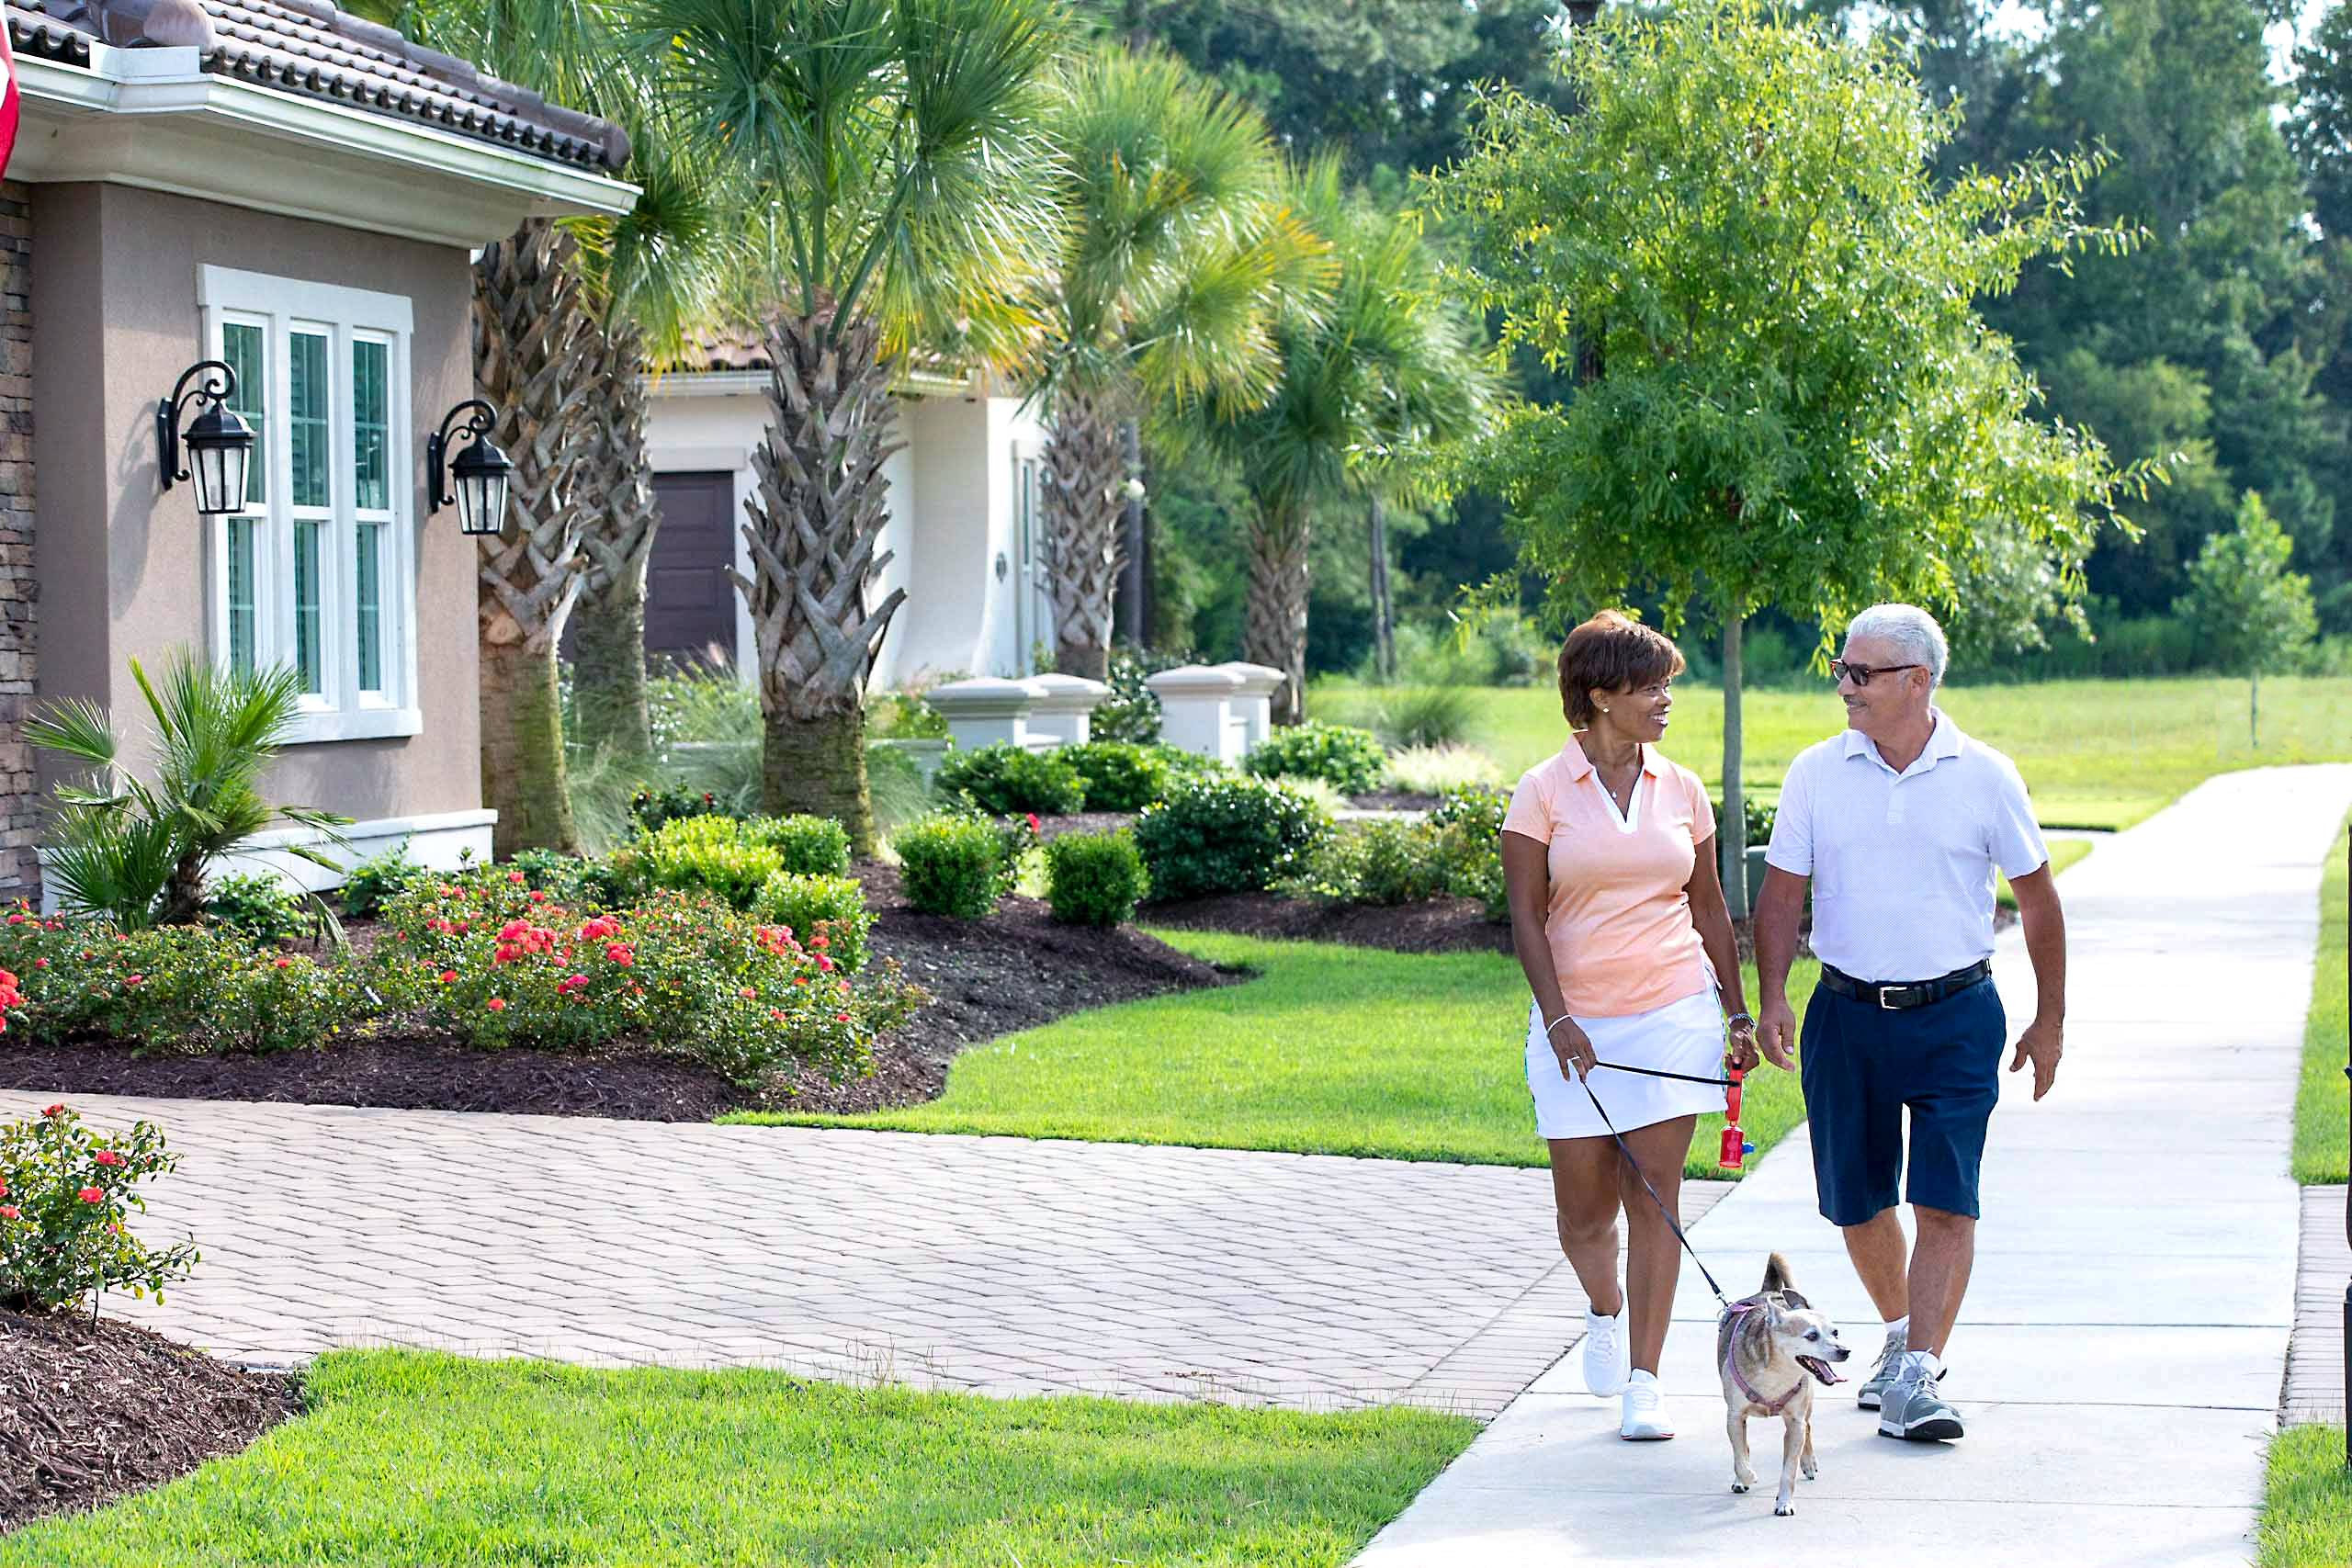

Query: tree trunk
[569,322,661,761]
[473,219,591,856]
[481,637,580,857]
[1244,500,1311,725]
[735,304,908,857]
[1720,613,1747,918]
[1368,493,1394,682]
[2250,669,2259,750]
[1042,388,1126,681]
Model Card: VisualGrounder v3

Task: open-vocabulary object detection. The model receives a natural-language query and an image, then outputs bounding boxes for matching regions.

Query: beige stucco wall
[28,182,481,823]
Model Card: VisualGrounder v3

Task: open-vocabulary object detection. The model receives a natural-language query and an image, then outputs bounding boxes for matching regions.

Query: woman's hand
[1545,1015,1598,1082]
[1724,1016,1760,1073]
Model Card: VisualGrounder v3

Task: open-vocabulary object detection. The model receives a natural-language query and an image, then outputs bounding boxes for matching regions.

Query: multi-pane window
[201,268,417,743]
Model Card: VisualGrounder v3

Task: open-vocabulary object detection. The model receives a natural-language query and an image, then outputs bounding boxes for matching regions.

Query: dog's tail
[1761,1252,1793,1294]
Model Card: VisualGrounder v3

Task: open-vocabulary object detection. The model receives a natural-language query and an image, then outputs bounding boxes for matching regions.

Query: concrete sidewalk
[1357,763,2352,1568]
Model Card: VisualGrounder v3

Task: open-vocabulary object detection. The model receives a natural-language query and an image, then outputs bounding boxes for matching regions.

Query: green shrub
[628,783,729,835]
[1710,795,1779,843]
[1059,741,1170,812]
[0,908,371,1055]
[1148,742,1226,777]
[742,815,854,876]
[503,847,594,903]
[0,1104,200,1314]
[1430,784,1509,838]
[1244,721,1387,795]
[1046,831,1148,927]
[203,872,311,945]
[1280,821,1454,907]
[1266,774,1348,817]
[1133,775,1330,901]
[752,872,872,972]
[639,816,785,909]
[936,743,1089,817]
[1429,785,1510,921]
[895,815,1022,919]
[1092,649,1182,744]
[339,845,424,919]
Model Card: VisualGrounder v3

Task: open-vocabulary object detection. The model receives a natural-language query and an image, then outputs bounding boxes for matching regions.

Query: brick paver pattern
[2287,1184,2349,1424]
[0,1091,1725,1418]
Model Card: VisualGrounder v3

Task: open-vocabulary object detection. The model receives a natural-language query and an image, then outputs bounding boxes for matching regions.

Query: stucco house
[0,0,634,902]
[641,329,1056,689]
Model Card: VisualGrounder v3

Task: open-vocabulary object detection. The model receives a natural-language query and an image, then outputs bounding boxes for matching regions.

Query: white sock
[1884,1314,1909,1340]
[1587,1305,1620,1325]
[1909,1349,1943,1379]
[1626,1368,1657,1385]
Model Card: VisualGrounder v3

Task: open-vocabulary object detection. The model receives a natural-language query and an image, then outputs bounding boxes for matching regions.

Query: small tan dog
[1716,1253,1852,1516]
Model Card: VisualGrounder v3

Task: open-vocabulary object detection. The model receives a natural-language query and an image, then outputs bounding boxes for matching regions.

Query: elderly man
[1750,604,2066,1445]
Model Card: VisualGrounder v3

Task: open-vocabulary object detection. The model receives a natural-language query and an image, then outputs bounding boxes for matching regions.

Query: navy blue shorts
[1798,976,2006,1226]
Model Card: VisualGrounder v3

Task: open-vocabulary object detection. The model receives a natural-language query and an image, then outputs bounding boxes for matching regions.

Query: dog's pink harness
[1721,1301,1805,1416]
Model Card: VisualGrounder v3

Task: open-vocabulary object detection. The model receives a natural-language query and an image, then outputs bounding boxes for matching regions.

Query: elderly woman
[1500,610,1755,1440]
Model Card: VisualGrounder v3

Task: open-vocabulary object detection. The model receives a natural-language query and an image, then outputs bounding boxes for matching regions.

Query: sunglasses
[1828,660,1922,688]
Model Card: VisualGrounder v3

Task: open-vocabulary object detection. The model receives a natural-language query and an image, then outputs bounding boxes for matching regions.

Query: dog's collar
[1722,1301,1804,1416]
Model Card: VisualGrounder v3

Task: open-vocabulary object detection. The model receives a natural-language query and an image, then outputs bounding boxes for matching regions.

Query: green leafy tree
[640,0,1065,853]
[1027,47,1326,679]
[1428,0,2142,906]
[2176,491,2318,746]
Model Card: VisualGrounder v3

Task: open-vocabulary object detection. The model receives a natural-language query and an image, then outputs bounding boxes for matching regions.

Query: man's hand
[2008,1016,2063,1100]
[1755,998,1798,1072]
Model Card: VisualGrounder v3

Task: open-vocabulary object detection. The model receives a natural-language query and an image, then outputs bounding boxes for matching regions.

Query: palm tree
[639,0,1065,852]
[1025,48,1327,679]
[1192,162,1498,722]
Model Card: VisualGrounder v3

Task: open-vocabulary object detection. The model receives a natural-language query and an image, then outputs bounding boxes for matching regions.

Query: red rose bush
[0,1103,198,1313]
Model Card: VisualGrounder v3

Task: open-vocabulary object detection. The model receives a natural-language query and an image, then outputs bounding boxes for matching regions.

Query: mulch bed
[0,1307,295,1532]
[1147,891,1514,955]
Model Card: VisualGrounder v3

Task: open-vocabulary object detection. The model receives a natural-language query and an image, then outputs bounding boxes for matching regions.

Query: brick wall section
[0,182,35,903]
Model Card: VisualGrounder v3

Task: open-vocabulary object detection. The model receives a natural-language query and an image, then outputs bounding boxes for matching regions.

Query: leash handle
[1579,1077,1733,1309]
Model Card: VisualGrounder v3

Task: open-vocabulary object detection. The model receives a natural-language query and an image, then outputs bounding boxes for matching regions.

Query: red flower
[41,1103,62,1117]
[31,957,46,968]
[507,871,526,885]
[0,1207,17,1221]
[5,912,19,925]
[486,998,507,1012]
[603,944,634,966]
[75,1187,102,1203]
[834,1011,851,1023]
[809,935,830,950]
[737,987,756,1000]
[122,974,142,987]
[0,1180,7,1198]
[836,980,851,995]
[92,1149,123,1167]
[793,976,810,987]
[815,955,834,973]
[438,970,458,985]
[1025,813,1041,832]
[273,956,293,969]
[768,1009,786,1022]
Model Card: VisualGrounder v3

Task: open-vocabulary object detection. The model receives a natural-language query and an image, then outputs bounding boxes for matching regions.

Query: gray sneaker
[1877,1357,1964,1442]
[1856,1323,1907,1409]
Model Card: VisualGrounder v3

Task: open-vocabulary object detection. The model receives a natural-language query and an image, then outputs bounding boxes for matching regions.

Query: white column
[1214,661,1286,756]
[1145,665,1246,764]
[1023,672,1111,746]
[925,676,1036,751]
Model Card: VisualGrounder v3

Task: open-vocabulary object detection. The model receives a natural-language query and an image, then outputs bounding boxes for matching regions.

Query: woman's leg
[1546,1134,1626,1315]
[1614,1114,1698,1374]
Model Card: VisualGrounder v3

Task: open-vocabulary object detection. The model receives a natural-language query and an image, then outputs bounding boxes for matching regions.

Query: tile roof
[10,0,629,174]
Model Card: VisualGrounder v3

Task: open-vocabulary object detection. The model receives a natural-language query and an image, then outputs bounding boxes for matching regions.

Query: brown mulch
[1146,891,1514,955]
[0,1307,295,1532]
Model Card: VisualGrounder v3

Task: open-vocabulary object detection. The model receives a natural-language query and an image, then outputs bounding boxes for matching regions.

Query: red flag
[0,17,17,185]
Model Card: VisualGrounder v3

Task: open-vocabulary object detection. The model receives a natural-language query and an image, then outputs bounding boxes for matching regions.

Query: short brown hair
[1557,611,1685,727]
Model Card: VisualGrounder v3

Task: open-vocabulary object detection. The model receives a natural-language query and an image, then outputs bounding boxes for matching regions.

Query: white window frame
[198,266,420,744]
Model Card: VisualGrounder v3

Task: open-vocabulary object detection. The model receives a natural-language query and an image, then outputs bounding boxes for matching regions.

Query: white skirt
[1525,988,1727,1140]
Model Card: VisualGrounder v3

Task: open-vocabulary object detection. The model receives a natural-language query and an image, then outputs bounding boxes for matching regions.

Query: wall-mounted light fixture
[426,399,515,537]
[157,360,256,515]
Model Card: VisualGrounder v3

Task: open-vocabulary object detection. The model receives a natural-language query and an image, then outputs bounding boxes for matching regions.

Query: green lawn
[0,1351,1474,1567]
[734,930,1816,1181]
[1313,674,2352,830]
[2257,1424,2352,1568]
[2293,812,2350,1185]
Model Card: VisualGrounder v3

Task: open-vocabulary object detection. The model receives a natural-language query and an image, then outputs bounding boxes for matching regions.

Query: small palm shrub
[752,872,872,972]
[28,652,350,928]
[339,845,424,919]
[1133,775,1330,901]
[1046,830,1148,927]
[895,815,1023,919]
[1059,741,1170,812]
[0,1104,200,1313]
[741,815,854,876]
[1243,721,1386,795]
[1280,820,1453,906]
[936,743,1088,817]
[1384,744,1503,795]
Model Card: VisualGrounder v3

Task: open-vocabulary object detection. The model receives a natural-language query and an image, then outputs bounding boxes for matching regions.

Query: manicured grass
[1997,836,2095,910]
[1313,674,2352,830]
[2257,1424,2352,1568]
[734,930,1816,1181]
[0,1351,1475,1568]
[2292,812,2350,1185]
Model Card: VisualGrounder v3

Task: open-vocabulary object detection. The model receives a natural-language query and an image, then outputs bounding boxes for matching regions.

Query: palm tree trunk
[1244,499,1311,725]
[474,218,591,858]
[735,305,907,855]
[571,322,660,760]
[1367,493,1394,682]
[1042,388,1126,680]
[1720,612,1747,917]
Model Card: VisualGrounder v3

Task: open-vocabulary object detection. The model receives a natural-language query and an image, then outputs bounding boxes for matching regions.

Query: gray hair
[1843,604,1949,688]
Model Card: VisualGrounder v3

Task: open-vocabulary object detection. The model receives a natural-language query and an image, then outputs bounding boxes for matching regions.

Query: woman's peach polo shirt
[1501,739,1718,1018]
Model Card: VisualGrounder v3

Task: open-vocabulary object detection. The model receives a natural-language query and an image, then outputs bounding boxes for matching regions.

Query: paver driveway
[0,1089,1722,1418]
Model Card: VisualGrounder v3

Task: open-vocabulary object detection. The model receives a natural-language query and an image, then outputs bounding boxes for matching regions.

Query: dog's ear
[1777,1288,1811,1311]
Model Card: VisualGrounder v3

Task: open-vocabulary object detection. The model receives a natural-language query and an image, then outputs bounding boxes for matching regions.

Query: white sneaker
[1619,1369,1673,1439]
[1582,1307,1630,1396]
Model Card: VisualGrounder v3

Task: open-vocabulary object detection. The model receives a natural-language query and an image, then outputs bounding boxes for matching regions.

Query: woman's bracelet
[1544,1013,1576,1036]
[1724,1010,1755,1031]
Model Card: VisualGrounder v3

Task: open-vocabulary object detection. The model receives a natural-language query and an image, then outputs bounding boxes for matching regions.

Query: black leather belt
[1819,960,1990,1011]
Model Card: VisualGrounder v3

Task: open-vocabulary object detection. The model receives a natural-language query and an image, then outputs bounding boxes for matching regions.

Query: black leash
[1590,1059,1733,1088]
[1576,1066,1735,1310]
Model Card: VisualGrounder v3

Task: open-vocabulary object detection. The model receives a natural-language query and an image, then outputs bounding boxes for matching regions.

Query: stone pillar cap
[1023,673,1112,709]
[1211,661,1287,694]
[926,676,1036,716]
[1144,664,1244,694]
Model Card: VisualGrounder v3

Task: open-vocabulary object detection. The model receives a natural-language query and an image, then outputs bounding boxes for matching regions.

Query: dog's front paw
[1774,1502,1796,1517]
[1802,1457,1819,1481]
[1731,1482,1748,1494]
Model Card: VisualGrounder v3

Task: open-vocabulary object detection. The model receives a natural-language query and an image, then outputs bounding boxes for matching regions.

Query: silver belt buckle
[1878,985,1902,1010]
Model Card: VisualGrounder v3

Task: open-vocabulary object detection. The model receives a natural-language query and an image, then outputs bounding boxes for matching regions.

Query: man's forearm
[1753,878,1803,1005]
[2017,886,2067,1022]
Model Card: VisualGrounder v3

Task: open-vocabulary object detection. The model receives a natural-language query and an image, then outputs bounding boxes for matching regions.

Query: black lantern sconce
[427,400,515,537]
[157,360,257,515]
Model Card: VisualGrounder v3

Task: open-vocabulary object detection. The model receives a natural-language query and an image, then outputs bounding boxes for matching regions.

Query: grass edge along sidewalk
[2291,809,2349,1185]
[733,930,1817,1181]
[0,1350,1476,1568]
[2258,1424,2352,1568]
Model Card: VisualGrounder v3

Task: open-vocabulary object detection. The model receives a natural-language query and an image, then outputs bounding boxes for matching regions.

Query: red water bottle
[1718,1065,1749,1172]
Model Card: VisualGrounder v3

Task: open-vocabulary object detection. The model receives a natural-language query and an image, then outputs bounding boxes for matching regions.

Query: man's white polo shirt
[1764,708,2048,984]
